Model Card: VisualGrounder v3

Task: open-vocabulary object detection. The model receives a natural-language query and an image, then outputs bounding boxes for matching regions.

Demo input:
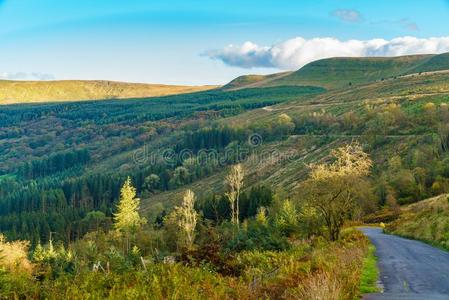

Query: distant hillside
[224,53,449,90]
[223,72,292,90]
[409,52,449,74]
[0,80,218,104]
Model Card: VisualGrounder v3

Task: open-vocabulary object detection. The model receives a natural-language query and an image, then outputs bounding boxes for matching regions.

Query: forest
[0,86,323,244]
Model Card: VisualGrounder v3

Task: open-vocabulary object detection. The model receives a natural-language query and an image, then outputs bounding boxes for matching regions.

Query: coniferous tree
[113,177,146,252]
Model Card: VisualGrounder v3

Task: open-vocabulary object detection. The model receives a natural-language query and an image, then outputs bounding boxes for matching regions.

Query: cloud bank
[0,72,55,81]
[205,36,449,70]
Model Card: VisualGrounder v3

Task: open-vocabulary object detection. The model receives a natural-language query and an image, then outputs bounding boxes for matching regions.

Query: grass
[0,80,218,104]
[1,230,370,299]
[359,244,380,295]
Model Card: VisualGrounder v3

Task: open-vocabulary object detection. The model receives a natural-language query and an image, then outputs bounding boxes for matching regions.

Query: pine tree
[113,177,146,252]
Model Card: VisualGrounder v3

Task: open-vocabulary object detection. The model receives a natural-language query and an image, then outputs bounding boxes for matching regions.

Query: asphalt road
[361,227,449,300]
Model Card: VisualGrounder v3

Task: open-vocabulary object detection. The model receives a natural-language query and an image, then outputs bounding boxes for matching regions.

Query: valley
[2,52,449,298]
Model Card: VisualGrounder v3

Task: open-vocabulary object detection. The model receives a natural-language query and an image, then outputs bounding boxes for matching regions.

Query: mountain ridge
[223,52,449,90]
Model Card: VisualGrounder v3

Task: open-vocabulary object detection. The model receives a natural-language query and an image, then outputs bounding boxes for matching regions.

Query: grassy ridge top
[224,53,449,90]
[223,72,292,90]
[0,80,218,104]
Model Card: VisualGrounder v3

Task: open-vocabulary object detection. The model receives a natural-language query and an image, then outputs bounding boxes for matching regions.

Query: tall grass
[0,230,370,299]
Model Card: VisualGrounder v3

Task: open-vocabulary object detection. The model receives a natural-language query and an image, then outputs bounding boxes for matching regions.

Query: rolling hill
[224,52,449,90]
[141,70,449,216]
[0,80,218,104]
[222,72,292,90]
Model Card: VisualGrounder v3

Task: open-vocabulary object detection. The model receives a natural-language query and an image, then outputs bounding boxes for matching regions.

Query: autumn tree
[114,177,146,252]
[0,234,33,274]
[225,164,244,226]
[303,143,372,241]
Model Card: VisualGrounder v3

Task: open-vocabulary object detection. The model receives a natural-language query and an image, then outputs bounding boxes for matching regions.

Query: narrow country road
[361,227,449,300]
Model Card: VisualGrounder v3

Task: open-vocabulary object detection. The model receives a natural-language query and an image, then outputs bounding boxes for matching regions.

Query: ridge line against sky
[204,36,449,70]
[1,0,449,85]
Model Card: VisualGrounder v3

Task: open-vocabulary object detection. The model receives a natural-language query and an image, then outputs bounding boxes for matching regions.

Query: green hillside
[3,68,449,239]
[141,70,449,215]
[225,53,449,90]
[222,72,292,90]
[4,55,449,298]
[0,80,218,104]
[409,52,449,74]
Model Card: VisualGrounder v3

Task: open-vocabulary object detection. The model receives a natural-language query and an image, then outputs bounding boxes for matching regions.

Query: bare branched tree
[166,189,198,250]
[225,164,244,226]
[177,189,198,248]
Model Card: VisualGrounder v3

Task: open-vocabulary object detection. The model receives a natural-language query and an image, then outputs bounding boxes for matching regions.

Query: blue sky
[1,0,449,85]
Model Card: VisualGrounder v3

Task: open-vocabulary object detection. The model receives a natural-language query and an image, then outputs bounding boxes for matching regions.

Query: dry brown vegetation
[0,80,218,104]
[0,234,33,274]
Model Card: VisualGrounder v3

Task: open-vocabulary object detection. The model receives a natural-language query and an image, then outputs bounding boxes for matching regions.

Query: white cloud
[0,72,55,81]
[205,36,449,70]
[331,9,363,23]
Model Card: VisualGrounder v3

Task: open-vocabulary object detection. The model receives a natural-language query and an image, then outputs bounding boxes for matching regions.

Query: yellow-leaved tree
[303,143,372,241]
[114,177,146,252]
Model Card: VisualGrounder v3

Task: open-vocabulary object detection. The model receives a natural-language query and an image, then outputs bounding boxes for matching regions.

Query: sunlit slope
[141,71,449,215]
[223,72,293,90]
[0,80,218,104]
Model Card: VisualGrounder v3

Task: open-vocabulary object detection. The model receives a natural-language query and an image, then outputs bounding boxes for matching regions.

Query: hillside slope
[387,194,449,250]
[222,72,292,90]
[0,80,217,104]
[141,70,449,216]
[225,53,449,90]
[3,55,449,242]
